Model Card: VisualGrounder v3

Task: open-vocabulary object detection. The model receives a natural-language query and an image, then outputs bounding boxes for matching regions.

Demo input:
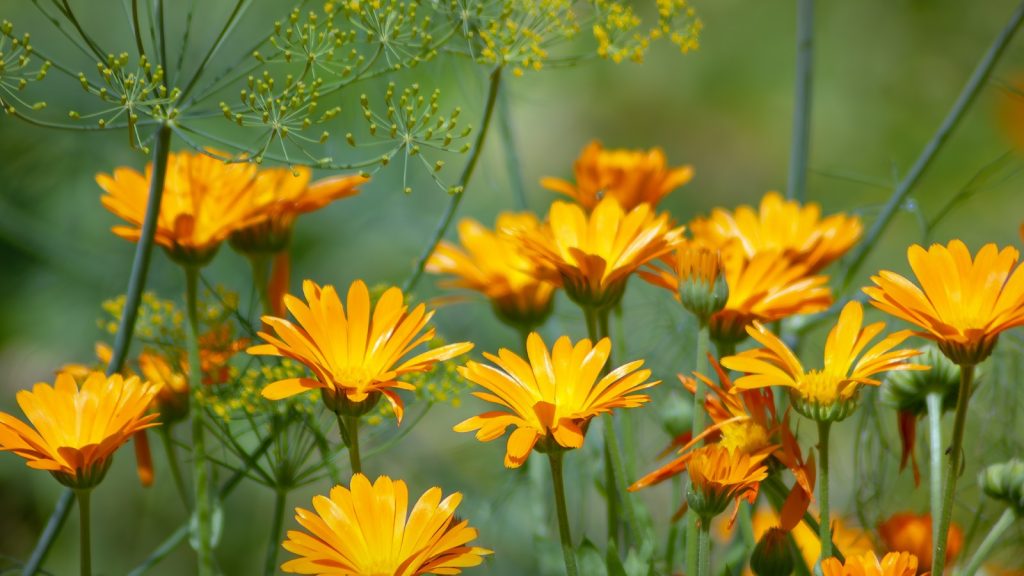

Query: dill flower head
[454,332,659,468]
[723,301,925,423]
[98,150,262,265]
[280,474,491,575]
[541,140,693,211]
[515,197,684,310]
[877,512,963,572]
[865,240,1024,366]
[685,444,769,524]
[427,213,556,331]
[821,551,922,576]
[690,191,862,273]
[0,371,160,489]
[249,280,473,422]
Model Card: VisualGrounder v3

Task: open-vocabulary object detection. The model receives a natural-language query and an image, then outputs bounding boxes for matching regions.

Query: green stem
[697,520,711,576]
[263,490,287,576]
[932,364,974,576]
[960,508,1017,576]
[687,324,712,576]
[496,81,527,210]
[177,0,251,101]
[249,254,273,315]
[160,427,192,510]
[548,452,579,576]
[817,420,832,561]
[786,0,814,202]
[339,414,362,475]
[76,490,91,576]
[925,391,944,548]
[185,265,214,575]
[403,66,503,293]
[665,475,682,574]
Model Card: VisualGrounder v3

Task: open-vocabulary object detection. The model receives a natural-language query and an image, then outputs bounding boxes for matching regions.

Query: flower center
[336,366,373,390]
[719,420,771,455]
[798,370,846,405]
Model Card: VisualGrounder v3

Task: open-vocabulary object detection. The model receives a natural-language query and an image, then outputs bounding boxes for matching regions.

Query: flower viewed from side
[738,508,875,575]
[689,191,862,273]
[865,240,1024,366]
[722,301,925,422]
[820,551,922,576]
[98,149,261,265]
[249,280,473,421]
[540,140,694,210]
[280,474,491,575]
[515,198,684,310]
[0,371,160,489]
[684,444,769,524]
[878,512,963,572]
[454,333,659,468]
[427,213,556,330]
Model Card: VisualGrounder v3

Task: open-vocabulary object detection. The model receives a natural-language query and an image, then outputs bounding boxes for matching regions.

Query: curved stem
[185,265,214,575]
[548,452,579,576]
[932,364,974,576]
[76,489,92,576]
[687,324,712,576]
[960,508,1017,576]
[160,426,193,511]
[817,420,833,561]
[697,520,711,576]
[925,391,944,548]
[402,66,503,293]
[786,0,814,202]
[263,489,287,576]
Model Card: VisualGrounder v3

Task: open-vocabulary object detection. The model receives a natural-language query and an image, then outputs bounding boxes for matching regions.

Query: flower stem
[960,507,1017,576]
[687,324,712,576]
[925,391,944,548]
[548,452,579,576]
[76,490,92,576]
[931,364,974,576]
[160,427,192,511]
[263,489,287,576]
[697,520,711,576]
[762,474,844,563]
[665,475,682,574]
[185,265,214,575]
[817,420,833,561]
[786,0,814,202]
[338,413,363,475]
[249,254,273,315]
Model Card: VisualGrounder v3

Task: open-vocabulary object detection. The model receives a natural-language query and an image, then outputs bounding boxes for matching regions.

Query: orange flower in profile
[281,474,491,575]
[684,444,769,524]
[249,280,473,421]
[0,371,160,489]
[821,551,922,576]
[690,191,862,273]
[515,198,684,309]
[454,333,659,468]
[878,512,963,572]
[98,150,260,264]
[427,213,556,330]
[865,240,1024,365]
[541,140,694,210]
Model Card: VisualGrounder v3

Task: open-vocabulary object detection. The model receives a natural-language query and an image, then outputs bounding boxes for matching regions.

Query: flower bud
[676,244,728,325]
[750,527,794,576]
[882,346,963,417]
[321,388,382,418]
[980,459,1024,513]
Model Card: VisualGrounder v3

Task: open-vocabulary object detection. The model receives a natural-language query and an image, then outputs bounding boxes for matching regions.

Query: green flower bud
[980,458,1024,514]
[750,527,794,576]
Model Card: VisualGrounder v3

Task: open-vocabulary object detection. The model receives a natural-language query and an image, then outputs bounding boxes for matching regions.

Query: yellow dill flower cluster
[335,0,438,67]
[592,0,701,63]
[203,359,316,422]
[100,287,238,346]
[363,339,468,426]
[473,0,579,77]
[0,20,50,114]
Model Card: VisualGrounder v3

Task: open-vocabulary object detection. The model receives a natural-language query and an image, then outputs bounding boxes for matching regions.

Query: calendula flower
[821,551,922,576]
[865,240,1024,366]
[685,444,769,524]
[249,280,473,421]
[98,149,261,265]
[0,371,160,489]
[722,301,924,422]
[515,197,684,310]
[280,474,491,575]
[540,140,694,210]
[878,512,963,572]
[736,508,876,575]
[690,191,862,273]
[427,213,556,330]
[454,332,659,468]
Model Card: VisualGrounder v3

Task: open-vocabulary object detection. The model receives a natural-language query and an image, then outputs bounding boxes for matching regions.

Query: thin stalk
[665,475,682,574]
[687,323,712,576]
[185,265,214,575]
[160,427,192,510]
[839,0,1024,290]
[786,0,814,202]
[344,414,362,475]
[249,254,273,315]
[497,82,527,210]
[155,0,167,72]
[697,521,711,576]
[817,420,833,561]
[960,508,1017,576]
[931,365,974,576]
[76,490,91,576]
[403,66,503,293]
[22,490,74,576]
[263,490,287,576]
[548,452,579,576]
[178,0,252,101]
[925,391,944,548]
[603,439,620,548]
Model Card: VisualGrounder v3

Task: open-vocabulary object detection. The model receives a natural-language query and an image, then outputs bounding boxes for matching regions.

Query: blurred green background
[2,0,1024,573]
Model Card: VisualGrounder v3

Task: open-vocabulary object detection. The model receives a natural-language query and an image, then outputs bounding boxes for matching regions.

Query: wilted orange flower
[541,140,694,210]
[281,474,491,575]
[249,280,473,421]
[690,191,862,273]
[684,444,769,524]
[723,301,924,422]
[878,512,962,572]
[0,371,160,489]
[821,551,922,576]
[454,332,659,468]
[515,198,684,309]
[865,240,1024,365]
[427,213,556,330]
[98,150,260,264]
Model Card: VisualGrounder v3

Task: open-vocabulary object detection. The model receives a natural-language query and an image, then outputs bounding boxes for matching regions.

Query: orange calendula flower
[878,512,962,572]
[821,551,922,576]
[515,197,684,310]
[865,240,1024,366]
[690,191,862,273]
[541,140,694,210]
[98,150,260,265]
[0,371,160,489]
[249,280,473,421]
[427,213,556,330]
[685,444,769,524]
[722,301,925,422]
[281,474,491,575]
[454,332,659,468]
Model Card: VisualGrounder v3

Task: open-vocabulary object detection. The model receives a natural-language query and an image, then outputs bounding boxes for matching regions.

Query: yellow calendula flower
[722,301,924,422]
[427,213,556,331]
[454,332,659,468]
[685,444,769,524]
[865,240,1024,366]
[541,140,693,210]
[249,279,473,421]
[821,551,922,576]
[281,474,491,575]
